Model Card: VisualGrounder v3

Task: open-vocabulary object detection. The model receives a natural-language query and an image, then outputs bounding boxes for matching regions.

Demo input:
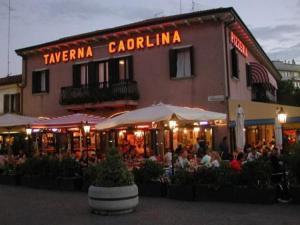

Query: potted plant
[286,144,300,204]
[57,157,82,191]
[194,163,236,202]
[234,160,276,204]
[19,156,59,189]
[0,160,20,185]
[167,168,195,201]
[133,160,166,197]
[88,148,138,215]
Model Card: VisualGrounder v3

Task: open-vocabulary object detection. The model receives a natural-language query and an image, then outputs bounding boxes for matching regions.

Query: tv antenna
[6,0,13,77]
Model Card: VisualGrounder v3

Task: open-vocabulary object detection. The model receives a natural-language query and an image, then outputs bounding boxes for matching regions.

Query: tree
[277,80,300,106]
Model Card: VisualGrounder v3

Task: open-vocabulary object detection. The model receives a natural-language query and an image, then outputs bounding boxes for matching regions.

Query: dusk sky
[0,0,299,77]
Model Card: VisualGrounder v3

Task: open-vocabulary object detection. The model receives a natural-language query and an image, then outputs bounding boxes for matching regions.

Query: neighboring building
[16,7,299,150]
[0,75,22,114]
[273,60,300,88]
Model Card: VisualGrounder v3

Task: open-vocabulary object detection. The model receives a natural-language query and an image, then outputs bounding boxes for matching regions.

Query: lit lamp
[168,119,177,176]
[25,125,32,156]
[277,107,287,124]
[83,121,91,166]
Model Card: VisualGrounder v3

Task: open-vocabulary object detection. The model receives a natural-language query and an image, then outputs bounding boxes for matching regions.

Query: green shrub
[239,160,272,188]
[94,148,134,187]
[58,157,81,177]
[286,143,300,184]
[171,168,194,185]
[133,160,164,184]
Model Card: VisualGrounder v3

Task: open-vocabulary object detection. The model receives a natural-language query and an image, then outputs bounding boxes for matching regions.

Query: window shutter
[231,48,239,78]
[246,64,251,87]
[72,64,81,87]
[169,49,177,78]
[128,56,133,81]
[45,70,49,92]
[88,62,96,86]
[189,46,194,76]
[10,95,15,112]
[15,93,20,113]
[4,95,9,113]
[109,58,118,84]
[32,71,37,93]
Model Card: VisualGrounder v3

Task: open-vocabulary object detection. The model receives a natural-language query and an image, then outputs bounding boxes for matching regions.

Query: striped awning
[250,62,278,90]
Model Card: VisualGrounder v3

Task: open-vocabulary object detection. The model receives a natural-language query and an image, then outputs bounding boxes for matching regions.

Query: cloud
[268,42,300,62]
[251,24,300,41]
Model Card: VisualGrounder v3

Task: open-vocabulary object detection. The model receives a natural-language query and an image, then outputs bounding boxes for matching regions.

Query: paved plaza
[0,185,300,225]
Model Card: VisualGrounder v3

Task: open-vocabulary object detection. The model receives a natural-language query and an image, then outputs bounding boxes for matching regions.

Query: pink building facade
[16,8,280,149]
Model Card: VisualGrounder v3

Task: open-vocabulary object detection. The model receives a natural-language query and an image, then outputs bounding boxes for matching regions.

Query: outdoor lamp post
[26,125,32,156]
[277,107,289,201]
[83,121,91,166]
[169,120,177,176]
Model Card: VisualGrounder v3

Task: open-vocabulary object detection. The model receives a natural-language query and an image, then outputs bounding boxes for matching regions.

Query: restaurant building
[16,7,294,151]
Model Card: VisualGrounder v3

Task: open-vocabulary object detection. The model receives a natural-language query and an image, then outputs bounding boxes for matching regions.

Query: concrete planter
[57,177,82,191]
[88,184,139,215]
[0,174,20,185]
[138,181,167,197]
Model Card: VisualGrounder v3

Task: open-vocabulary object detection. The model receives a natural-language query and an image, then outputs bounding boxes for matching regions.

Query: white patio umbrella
[274,107,282,150]
[96,103,226,130]
[0,113,38,128]
[235,105,245,152]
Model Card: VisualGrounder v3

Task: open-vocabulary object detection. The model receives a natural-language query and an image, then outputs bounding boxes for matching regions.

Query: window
[231,48,239,79]
[109,56,133,84]
[32,70,49,93]
[246,63,251,87]
[97,61,109,87]
[3,93,20,113]
[169,47,194,78]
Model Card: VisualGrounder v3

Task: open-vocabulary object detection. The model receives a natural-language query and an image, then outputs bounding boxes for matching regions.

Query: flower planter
[20,175,57,189]
[57,177,82,191]
[233,186,276,204]
[88,184,139,215]
[138,181,167,197]
[194,184,233,202]
[290,185,300,204]
[167,184,194,201]
[195,185,276,204]
[0,174,20,185]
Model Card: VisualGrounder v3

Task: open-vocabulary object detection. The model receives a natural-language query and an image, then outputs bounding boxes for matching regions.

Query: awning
[32,113,105,129]
[250,62,278,90]
[96,103,226,130]
[0,113,39,128]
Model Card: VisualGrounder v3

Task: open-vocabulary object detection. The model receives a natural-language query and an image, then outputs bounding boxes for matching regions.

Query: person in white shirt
[200,151,212,168]
[177,149,190,169]
[164,149,173,166]
[247,148,261,162]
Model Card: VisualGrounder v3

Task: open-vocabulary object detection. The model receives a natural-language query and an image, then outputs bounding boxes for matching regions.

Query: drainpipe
[223,16,235,152]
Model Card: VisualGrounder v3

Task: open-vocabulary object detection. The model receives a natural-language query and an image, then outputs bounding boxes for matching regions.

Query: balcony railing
[60,80,139,105]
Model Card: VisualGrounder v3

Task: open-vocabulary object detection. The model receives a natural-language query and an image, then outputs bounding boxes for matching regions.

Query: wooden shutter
[127,56,133,81]
[15,93,20,113]
[10,95,15,112]
[189,46,194,76]
[32,71,37,93]
[109,58,118,84]
[88,62,96,86]
[45,69,49,92]
[72,64,81,87]
[4,94,9,113]
[169,49,177,78]
[246,64,251,87]
[231,48,239,78]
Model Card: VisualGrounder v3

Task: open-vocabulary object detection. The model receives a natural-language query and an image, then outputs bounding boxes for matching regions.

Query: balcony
[60,80,139,105]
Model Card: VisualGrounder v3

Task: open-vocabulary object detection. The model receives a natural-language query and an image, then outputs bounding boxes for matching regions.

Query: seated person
[79,150,88,168]
[211,151,221,168]
[176,149,190,169]
[164,149,173,166]
[230,152,244,172]
[148,149,157,161]
[247,147,261,162]
[200,151,212,168]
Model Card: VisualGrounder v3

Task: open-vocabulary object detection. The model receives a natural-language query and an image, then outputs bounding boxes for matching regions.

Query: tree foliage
[277,80,300,106]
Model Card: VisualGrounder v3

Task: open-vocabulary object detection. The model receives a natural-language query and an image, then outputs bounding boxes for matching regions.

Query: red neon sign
[230,32,248,57]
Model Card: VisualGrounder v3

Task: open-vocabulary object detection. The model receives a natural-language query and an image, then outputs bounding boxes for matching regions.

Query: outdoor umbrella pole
[170,128,174,176]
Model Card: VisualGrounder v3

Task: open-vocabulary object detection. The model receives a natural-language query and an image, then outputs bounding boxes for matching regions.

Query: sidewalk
[0,185,300,225]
